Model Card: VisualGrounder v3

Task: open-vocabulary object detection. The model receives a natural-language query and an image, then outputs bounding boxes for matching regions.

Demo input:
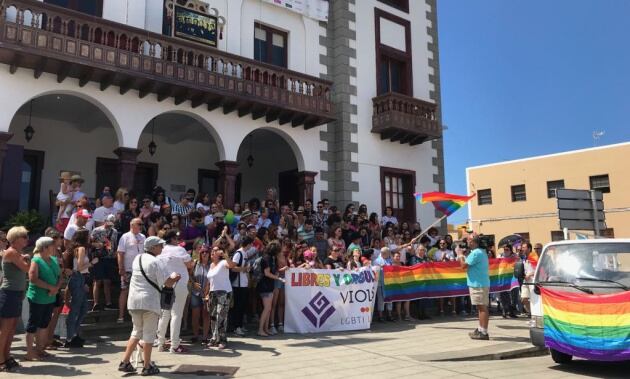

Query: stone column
[216,160,239,208]
[114,147,142,191]
[298,171,318,205]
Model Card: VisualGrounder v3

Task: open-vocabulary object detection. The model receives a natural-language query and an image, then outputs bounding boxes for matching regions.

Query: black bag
[139,254,176,310]
[229,250,244,284]
[513,259,525,281]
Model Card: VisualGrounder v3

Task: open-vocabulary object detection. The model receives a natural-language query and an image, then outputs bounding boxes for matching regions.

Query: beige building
[466,142,630,244]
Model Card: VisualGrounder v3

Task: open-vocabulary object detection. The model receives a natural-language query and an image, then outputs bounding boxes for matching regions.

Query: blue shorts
[190,294,204,309]
[259,292,273,299]
[0,290,24,318]
[274,279,285,289]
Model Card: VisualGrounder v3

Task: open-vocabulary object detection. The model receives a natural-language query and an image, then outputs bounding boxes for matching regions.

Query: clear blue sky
[438,0,630,225]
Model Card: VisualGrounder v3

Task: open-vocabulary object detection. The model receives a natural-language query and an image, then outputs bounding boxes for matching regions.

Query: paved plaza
[1,315,627,378]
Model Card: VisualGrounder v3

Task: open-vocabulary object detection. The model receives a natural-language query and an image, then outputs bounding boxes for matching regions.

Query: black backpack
[513,259,525,281]
[230,249,244,284]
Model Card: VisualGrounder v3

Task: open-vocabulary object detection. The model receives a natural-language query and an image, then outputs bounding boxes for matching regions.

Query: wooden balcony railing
[372,92,442,145]
[0,0,334,128]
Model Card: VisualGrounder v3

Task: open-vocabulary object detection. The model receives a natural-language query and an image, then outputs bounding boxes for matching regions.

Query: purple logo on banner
[302,291,335,328]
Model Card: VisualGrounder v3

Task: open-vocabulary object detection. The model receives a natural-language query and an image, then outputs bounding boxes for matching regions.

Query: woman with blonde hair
[113,187,130,214]
[0,227,30,371]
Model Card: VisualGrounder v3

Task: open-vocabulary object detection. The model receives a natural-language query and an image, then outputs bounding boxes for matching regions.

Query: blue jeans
[66,272,88,339]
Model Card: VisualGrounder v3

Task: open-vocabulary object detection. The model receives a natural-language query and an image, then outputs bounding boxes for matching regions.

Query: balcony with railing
[372,92,442,145]
[0,0,334,128]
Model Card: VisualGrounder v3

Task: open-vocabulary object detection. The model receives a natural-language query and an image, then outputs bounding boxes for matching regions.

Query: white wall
[236,130,297,202]
[0,66,328,203]
[8,114,119,214]
[353,1,438,226]
[137,130,220,197]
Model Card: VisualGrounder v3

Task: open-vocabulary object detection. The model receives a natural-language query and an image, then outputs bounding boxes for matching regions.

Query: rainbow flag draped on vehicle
[383,258,520,302]
[541,287,630,361]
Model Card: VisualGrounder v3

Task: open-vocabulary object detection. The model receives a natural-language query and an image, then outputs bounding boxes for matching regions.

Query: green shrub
[3,210,47,236]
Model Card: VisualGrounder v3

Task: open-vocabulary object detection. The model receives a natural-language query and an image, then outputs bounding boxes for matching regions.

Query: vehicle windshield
[536,243,630,288]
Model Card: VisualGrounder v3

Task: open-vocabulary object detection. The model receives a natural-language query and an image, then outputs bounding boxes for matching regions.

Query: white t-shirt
[113,200,126,214]
[64,223,80,241]
[382,215,398,226]
[93,206,116,224]
[207,260,232,293]
[68,213,94,232]
[157,244,191,283]
[434,249,455,262]
[203,215,214,226]
[118,232,146,272]
[231,250,248,288]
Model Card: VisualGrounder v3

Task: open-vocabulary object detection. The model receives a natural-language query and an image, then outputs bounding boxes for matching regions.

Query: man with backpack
[230,237,253,337]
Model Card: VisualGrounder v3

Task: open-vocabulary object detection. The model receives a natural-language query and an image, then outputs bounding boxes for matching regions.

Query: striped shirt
[172,202,194,227]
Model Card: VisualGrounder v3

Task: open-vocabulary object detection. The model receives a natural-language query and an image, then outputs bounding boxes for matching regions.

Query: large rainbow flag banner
[541,287,630,361]
[383,258,519,302]
[414,191,476,217]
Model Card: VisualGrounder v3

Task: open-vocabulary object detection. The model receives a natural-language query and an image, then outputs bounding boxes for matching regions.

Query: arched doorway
[236,129,302,206]
[3,93,120,221]
[135,112,223,202]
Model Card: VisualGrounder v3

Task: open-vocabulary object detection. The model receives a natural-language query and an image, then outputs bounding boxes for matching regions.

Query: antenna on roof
[592,130,605,147]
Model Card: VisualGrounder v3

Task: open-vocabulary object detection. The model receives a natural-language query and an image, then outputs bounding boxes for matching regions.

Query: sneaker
[170,345,189,354]
[469,329,490,340]
[105,304,117,310]
[116,318,125,324]
[269,326,278,335]
[277,324,284,333]
[234,327,246,337]
[157,345,169,352]
[140,363,160,376]
[118,361,136,373]
[218,343,226,350]
[241,326,249,333]
[201,338,209,345]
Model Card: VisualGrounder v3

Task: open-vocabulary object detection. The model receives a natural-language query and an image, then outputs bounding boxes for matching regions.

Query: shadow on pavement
[495,324,530,330]
[10,364,89,376]
[549,360,630,379]
[489,336,530,343]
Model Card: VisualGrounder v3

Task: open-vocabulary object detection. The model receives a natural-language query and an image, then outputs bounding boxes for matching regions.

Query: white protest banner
[284,267,379,333]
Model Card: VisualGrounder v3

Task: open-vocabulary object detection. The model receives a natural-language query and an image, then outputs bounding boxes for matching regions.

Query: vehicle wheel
[550,348,573,364]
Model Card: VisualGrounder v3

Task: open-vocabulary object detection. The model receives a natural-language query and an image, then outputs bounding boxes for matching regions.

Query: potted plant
[3,210,47,245]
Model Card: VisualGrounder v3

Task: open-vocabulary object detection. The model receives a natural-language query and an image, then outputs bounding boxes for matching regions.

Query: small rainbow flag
[414,191,476,217]
[541,287,630,361]
[527,252,539,268]
[383,258,519,302]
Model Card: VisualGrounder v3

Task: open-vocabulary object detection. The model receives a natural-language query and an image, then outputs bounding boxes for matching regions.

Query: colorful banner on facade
[173,5,217,46]
[262,0,329,22]
[284,268,379,333]
[541,287,630,361]
[383,258,520,302]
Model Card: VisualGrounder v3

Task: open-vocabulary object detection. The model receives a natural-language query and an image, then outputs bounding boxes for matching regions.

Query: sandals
[5,357,20,370]
[141,363,160,376]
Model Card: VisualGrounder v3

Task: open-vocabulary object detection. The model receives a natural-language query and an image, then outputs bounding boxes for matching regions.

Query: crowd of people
[0,172,542,374]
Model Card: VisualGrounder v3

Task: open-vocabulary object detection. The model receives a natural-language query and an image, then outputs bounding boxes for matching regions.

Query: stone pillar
[0,132,13,185]
[114,147,142,191]
[298,171,318,205]
[216,160,239,208]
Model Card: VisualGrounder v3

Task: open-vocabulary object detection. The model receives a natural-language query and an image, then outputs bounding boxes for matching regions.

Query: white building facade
[0,0,444,229]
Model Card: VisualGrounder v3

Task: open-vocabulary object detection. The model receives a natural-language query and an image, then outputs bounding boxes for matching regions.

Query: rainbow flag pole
[409,191,476,244]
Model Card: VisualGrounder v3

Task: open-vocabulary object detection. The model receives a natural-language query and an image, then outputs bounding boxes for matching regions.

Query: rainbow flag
[527,252,539,268]
[541,287,630,361]
[414,191,476,217]
[383,258,519,302]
